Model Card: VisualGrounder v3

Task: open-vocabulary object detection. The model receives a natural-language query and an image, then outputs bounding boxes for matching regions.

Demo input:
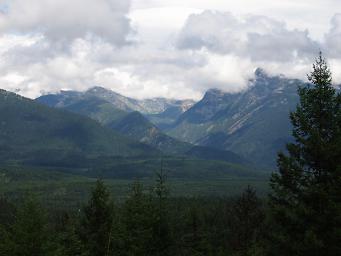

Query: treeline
[0,177,268,256]
[0,55,340,256]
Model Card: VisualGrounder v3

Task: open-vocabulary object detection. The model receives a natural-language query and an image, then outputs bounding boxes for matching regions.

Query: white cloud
[0,1,340,100]
[177,11,319,62]
[0,0,132,45]
[132,0,340,40]
[325,14,341,58]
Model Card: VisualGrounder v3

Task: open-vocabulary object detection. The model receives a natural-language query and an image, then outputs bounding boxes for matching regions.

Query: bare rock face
[167,69,305,167]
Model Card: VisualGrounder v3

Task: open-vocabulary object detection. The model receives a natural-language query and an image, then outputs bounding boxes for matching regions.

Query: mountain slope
[38,86,195,129]
[108,111,188,154]
[167,69,303,167]
[0,89,157,167]
[38,91,189,155]
[111,111,247,163]
[37,88,247,165]
[144,99,195,128]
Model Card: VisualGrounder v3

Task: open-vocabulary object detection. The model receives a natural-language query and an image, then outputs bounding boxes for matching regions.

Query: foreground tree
[54,213,83,256]
[79,179,114,256]
[229,186,265,256]
[269,53,341,255]
[0,198,49,256]
[181,205,210,256]
[151,162,172,256]
[121,181,154,256]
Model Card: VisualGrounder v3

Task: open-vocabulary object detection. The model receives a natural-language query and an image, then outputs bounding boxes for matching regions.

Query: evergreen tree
[269,52,341,256]
[181,205,210,256]
[228,186,265,256]
[0,198,49,256]
[151,161,172,256]
[121,181,154,256]
[79,179,114,256]
[54,213,84,256]
[0,197,15,228]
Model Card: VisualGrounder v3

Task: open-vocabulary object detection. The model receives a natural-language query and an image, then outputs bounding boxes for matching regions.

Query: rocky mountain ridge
[39,86,195,115]
[167,68,304,167]
[37,88,246,165]
[37,68,310,167]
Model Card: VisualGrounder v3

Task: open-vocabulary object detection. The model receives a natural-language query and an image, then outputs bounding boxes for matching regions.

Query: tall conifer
[269,52,341,255]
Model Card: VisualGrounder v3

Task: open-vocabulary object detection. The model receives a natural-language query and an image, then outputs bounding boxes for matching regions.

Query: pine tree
[181,205,210,256]
[79,179,114,256]
[54,213,84,256]
[229,186,265,256]
[151,161,172,256]
[1,198,49,256]
[0,197,15,228]
[269,52,341,256]
[121,181,154,256]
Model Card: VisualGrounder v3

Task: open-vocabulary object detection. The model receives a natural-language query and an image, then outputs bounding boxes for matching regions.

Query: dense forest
[0,54,340,256]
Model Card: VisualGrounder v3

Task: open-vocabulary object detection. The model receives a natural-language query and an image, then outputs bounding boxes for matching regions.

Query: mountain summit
[167,69,305,167]
[37,87,245,164]
[39,86,195,115]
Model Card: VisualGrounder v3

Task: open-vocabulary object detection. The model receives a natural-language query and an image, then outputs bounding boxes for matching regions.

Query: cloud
[174,10,341,92]
[0,0,132,45]
[132,0,340,41]
[0,35,209,99]
[177,11,319,62]
[325,13,341,58]
[177,11,241,53]
[0,3,340,100]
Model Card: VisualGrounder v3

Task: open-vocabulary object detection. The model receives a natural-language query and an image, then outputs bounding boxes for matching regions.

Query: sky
[0,0,340,99]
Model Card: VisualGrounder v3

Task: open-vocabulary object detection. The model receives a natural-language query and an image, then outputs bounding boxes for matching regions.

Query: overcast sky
[0,0,340,99]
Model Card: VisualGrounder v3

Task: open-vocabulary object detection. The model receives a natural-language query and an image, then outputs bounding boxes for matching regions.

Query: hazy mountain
[107,111,188,154]
[111,111,247,163]
[37,88,191,154]
[38,86,195,115]
[144,99,195,128]
[0,89,157,167]
[38,86,195,130]
[36,70,305,168]
[37,88,247,165]
[167,69,303,167]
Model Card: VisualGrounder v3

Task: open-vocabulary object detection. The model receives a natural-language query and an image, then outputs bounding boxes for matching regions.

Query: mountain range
[0,87,253,181]
[0,67,307,179]
[37,86,245,165]
[38,86,195,116]
[38,68,303,167]
[36,87,192,155]
[0,89,157,167]
[167,68,303,166]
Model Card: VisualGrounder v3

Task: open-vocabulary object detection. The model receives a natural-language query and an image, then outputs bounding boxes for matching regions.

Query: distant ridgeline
[37,68,305,168]
[0,88,257,180]
[36,86,248,162]
[167,68,304,167]
[0,68,309,179]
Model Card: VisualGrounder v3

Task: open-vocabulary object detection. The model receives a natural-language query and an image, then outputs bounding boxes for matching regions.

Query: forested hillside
[37,87,249,165]
[0,89,158,167]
